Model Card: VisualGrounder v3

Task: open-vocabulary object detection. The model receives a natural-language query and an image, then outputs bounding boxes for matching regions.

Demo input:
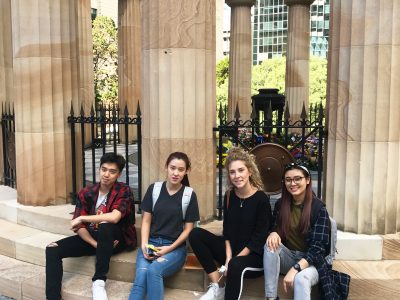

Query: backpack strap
[152,181,163,212]
[152,181,193,220]
[181,186,193,219]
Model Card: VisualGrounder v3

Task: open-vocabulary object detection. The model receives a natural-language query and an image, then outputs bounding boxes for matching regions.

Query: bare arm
[76,227,97,248]
[283,258,310,292]
[237,246,251,257]
[222,240,233,275]
[71,209,122,231]
[141,211,152,260]
[156,222,194,256]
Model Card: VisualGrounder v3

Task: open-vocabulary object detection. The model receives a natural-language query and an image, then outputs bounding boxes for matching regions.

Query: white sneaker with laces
[92,279,108,300]
[200,282,225,300]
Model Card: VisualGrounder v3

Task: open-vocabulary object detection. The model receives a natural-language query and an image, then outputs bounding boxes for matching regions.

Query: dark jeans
[189,227,263,300]
[45,223,126,300]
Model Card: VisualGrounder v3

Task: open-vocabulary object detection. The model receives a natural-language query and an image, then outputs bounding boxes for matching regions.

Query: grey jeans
[263,244,319,300]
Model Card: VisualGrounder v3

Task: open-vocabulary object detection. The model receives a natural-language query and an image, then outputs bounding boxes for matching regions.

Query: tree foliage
[216,56,328,110]
[92,16,118,104]
[216,57,229,110]
[252,56,286,95]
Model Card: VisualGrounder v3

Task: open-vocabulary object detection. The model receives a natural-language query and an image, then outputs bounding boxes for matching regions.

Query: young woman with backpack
[128,152,199,300]
[264,162,350,300]
[189,147,272,300]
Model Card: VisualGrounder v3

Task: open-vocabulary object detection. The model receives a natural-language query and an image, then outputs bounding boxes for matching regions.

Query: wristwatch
[293,263,301,272]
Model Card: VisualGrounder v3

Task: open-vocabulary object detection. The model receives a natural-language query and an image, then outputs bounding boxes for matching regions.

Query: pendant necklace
[240,198,245,208]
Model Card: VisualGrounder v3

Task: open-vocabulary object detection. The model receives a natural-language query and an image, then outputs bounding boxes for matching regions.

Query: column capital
[284,0,314,6]
[226,0,255,8]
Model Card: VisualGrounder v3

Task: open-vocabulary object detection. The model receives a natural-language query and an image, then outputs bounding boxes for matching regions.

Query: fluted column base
[12,0,79,205]
[118,0,141,142]
[325,0,400,234]
[141,0,216,221]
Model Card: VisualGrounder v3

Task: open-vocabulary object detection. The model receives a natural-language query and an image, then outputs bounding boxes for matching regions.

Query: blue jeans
[128,237,187,300]
[263,244,319,300]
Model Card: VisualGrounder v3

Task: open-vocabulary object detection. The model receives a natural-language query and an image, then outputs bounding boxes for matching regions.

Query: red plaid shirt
[73,182,137,247]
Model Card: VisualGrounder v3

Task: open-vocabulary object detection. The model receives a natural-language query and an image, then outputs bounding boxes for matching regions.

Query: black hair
[100,152,126,173]
[165,152,191,186]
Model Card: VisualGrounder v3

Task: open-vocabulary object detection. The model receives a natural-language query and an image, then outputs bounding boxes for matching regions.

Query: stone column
[12,0,80,205]
[0,0,13,183]
[77,0,95,149]
[77,0,95,114]
[226,0,254,120]
[141,0,216,221]
[325,0,400,234]
[118,0,141,142]
[284,0,314,121]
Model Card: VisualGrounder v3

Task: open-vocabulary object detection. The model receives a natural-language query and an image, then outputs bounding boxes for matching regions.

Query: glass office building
[252,0,330,65]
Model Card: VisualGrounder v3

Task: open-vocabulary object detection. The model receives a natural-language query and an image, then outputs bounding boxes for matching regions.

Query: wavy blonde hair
[225,147,264,191]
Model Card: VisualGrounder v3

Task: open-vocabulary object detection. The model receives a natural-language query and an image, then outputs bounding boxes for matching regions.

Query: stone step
[0,219,205,292]
[382,233,400,259]
[2,252,400,300]
[0,255,266,300]
[0,186,389,261]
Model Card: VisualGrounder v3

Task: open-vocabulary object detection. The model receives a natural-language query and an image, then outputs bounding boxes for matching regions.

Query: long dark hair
[165,152,191,186]
[278,164,314,240]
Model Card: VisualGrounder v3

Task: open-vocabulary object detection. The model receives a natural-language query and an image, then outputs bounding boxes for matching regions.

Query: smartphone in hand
[145,244,159,257]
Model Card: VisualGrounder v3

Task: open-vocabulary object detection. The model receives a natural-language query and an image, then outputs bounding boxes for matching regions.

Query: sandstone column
[118,0,141,142]
[12,0,80,205]
[141,0,216,221]
[77,0,95,150]
[77,0,95,114]
[226,0,254,120]
[325,0,400,234]
[0,0,13,183]
[284,0,314,121]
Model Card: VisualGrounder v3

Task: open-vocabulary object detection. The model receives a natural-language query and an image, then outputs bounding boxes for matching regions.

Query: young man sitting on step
[45,152,137,300]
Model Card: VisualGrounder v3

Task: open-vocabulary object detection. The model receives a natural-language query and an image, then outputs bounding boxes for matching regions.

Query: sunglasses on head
[284,162,310,176]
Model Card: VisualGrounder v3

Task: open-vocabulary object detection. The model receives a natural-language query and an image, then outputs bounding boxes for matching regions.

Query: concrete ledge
[336,231,383,260]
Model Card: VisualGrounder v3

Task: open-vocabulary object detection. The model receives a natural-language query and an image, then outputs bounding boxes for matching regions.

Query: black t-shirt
[141,182,200,241]
[223,190,272,256]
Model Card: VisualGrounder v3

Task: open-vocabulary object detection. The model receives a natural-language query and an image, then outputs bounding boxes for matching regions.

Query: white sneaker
[92,279,108,300]
[200,282,225,300]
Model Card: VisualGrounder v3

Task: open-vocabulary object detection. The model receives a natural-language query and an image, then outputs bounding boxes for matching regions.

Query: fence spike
[300,102,307,120]
[250,101,256,120]
[266,100,273,121]
[124,104,129,117]
[218,102,223,121]
[90,105,95,116]
[234,103,240,120]
[284,101,290,120]
[318,102,324,120]
[80,104,84,116]
[12,103,14,115]
[136,102,141,117]
[2,102,5,115]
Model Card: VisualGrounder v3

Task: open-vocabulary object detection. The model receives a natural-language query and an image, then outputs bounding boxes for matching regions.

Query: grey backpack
[151,181,193,220]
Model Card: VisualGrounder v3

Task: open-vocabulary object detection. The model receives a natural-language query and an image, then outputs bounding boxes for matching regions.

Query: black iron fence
[68,103,142,208]
[94,102,121,145]
[214,101,326,219]
[1,104,16,188]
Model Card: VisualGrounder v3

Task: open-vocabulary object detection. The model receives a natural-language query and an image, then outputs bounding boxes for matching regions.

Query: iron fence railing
[1,103,16,188]
[68,103,142,209]
[213,101,326,220]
